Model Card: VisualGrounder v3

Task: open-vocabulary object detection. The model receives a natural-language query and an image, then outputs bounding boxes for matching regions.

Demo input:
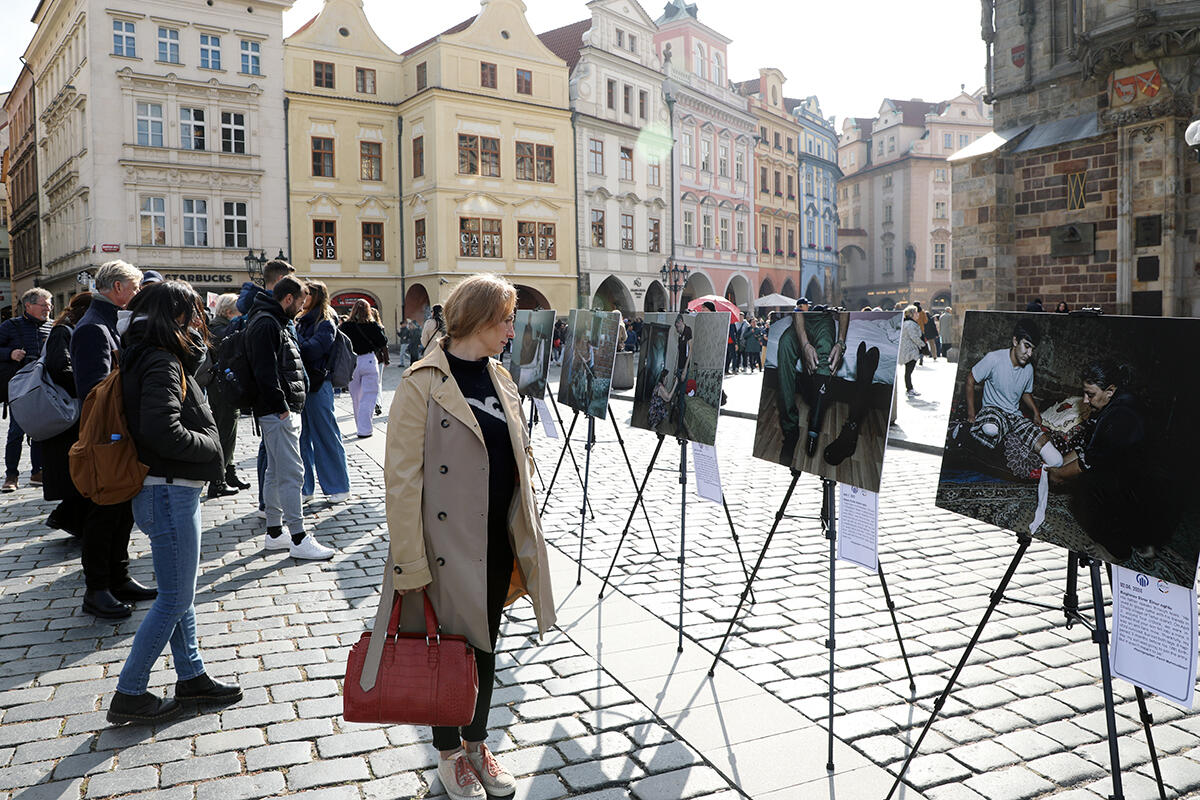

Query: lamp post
[661,46,685,312]
[660,260,690,313]
[244,249,268,286]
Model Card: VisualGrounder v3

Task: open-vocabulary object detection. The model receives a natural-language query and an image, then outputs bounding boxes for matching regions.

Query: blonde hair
[903,304,918,320]
[444,274,517,341]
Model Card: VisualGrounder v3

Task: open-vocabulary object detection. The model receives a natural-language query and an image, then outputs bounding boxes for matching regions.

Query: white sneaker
[289,534,335,561]
[466,744,516,797]
[256,508,266,519]
[437,750,485,800]
[906,388,920,397]
[328,492,352,505]
[302,494,314,504]
[263,531,291,550]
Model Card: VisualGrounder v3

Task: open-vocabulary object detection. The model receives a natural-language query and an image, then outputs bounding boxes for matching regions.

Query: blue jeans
[300,382,350,496]
[117,483,206,695]
[5,416,41,477]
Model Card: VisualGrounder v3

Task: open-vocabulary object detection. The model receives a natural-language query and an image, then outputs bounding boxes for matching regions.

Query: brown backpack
[69,355,180,504]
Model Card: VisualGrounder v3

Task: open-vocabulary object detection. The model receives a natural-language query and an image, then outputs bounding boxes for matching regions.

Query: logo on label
[1158,580,1170,594]
[1136,574,1150,587]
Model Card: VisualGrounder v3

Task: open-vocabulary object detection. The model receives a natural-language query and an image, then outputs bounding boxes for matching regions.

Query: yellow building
[398,0,578,318]
[284,0,403,326]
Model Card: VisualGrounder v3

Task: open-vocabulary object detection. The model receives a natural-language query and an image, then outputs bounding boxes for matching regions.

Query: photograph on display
[936,311,1200,587]
[752,311,901,493]
[509,309,555,399]
[630,311,731,447]
[557,309,621,420]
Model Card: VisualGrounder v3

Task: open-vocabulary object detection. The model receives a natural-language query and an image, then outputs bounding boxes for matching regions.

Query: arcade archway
[780,278,797,299]
[724,274,751,309]
[805,276,824,305]
[680,271,714,308]
[514,284,551,311]
[758,277,775,297]
[403,283,430,323]
[643,280,667,313]
[592,275,635,315]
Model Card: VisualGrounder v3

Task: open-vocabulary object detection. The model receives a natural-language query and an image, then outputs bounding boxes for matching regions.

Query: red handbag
[343,590,478,726]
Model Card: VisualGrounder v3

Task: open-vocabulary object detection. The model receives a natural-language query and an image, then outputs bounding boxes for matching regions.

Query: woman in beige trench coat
[365,274,555,800]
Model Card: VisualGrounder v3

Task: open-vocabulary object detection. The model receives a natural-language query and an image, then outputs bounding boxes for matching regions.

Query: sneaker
[256,507,266,519]
[302,494,314,504]
[29,471,43,487]
[328,492,352,505]
[289,534,335,561]
[906,388,920,397]
[466,744,516,797]
[264,527,291,551]
[1,476,16,493]
[437,750,485,800]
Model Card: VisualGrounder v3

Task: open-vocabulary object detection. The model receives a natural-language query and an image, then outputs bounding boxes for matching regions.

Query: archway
[643,280,667,313]
[780,278,797,299]
[514,284,551,311]
[758,277,775,297]
[680,271,713,309]
[331,289,381,317]
[724,274,751,309]
[805,276,824,305]
[839,245,867,288]
[403,283,430,323]
[591,275,635,316]
[931,290,952,309]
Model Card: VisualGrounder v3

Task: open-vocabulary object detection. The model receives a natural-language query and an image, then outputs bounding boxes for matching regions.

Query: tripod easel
[885,537,1167,800]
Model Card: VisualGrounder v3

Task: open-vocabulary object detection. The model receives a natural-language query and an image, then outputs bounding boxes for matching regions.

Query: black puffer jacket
[120,321,223,483]
[246,293,307,417]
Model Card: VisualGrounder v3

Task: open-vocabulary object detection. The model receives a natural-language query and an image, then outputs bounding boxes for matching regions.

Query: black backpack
[213,314,258,410]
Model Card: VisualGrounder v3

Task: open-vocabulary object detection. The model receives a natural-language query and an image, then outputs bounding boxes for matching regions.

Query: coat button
[439,465,448,474]
[393,565,403,574]
[441,419,450,428]
[437,511,447,521]
[436,557,445,566]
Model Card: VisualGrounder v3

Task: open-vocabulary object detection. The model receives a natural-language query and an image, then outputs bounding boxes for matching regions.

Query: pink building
[653,0,757,310]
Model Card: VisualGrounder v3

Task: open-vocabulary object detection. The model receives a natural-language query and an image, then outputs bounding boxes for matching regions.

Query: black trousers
[80,499,134,591]
[904,360,916,392]
[209,392,239,470]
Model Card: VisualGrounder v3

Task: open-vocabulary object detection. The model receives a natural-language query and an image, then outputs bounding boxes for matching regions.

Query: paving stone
[13,779,87,800]
[52,752,114,780]
[628,766,731,799]
[265,718,335,743]
[244,741,313,771]
[360,772,423,800]
[195,773,287,800]
[963,765,1057,800]
[367,743,438,776]
[1026,752,1106,786]
[286,757,369,791]
[316,729,389,759]
[559,754,644,791]
[85,765,158,798]
[635,740,702,774]
[11,735,95,766]
[193,728,265,756]
[0,761,54,790]
[160,752,242,786]
[554,732,635,764]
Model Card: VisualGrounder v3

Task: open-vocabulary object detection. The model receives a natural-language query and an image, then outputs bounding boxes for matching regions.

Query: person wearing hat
[794,297,811,312]
[140,270,165,285]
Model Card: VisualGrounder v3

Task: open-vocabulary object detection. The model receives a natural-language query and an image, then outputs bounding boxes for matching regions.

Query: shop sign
[161,272,237,285]
[331,291,377,309]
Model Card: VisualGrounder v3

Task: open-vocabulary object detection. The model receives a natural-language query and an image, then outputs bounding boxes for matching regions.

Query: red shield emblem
[1011,46,1026,68]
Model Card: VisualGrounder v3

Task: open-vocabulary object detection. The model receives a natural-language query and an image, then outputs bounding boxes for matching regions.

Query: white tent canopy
[754,293,796,308]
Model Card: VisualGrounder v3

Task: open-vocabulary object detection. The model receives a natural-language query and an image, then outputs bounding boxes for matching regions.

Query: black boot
[176,673,243,705]
[824,344,880,466]
[107,691,182,724]
[112,578,158,603]
[83,589,133,619]
[207,481,239,499]
[225,466,251,490]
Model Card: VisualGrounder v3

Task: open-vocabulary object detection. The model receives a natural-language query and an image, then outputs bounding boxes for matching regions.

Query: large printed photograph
[557,309,620,420]
[509,309,555,399]
[752,311,900,493]
[936,311,1200,587]
[629,311,730,447]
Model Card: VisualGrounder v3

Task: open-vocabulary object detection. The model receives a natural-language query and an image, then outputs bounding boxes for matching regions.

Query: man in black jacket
[0,288,53,491]
[246,277,334,561]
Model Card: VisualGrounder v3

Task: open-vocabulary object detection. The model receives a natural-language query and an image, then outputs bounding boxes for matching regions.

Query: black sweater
[340,320,388,356]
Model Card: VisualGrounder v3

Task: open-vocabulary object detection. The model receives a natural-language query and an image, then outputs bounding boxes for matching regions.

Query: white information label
[1111,566,1197,708]
[533,398,558,439]
[836,484,878,573]
[691,442,723,504]
[206,292,220,312]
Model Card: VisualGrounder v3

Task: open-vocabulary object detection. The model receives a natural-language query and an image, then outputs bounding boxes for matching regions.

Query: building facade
[953,0,1200,317]
[4,69,38,317]
[398,0,578,317]
[0,97,10,319]
[654,0,757,310]
[284,0,403,327]
[23,0,291,308]
[539,0,673,316]
[837,93,991,311]
[789,94,840,304]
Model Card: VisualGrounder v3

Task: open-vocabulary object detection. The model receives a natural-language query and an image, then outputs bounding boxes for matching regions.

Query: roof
[731,78,760,97]
[657,0,698,24]
[885,98,947,126]
[537,19,591,71]
[848,117,873,137]
[401,15,476,58]
[289,14,318,38]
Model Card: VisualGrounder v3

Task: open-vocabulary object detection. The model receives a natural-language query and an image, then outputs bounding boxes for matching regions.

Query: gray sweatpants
[259,412,304,535]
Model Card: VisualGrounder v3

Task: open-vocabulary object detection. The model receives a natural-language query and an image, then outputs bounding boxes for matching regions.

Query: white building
[24,0,292,305]
[539,0,673,314]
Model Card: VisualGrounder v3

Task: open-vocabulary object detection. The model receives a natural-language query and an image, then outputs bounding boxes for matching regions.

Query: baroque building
[398,0,578,317]
[4,69,38,315]
[838,92,991,311]
[0,95,10,319]
[23,0,292,306]
[789,94,840,304]
[539,0,674,315]
[284,0,403,325]
[954,0,1200,316]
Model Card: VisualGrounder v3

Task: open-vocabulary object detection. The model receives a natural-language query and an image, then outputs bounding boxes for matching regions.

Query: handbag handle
[385,589,440,644]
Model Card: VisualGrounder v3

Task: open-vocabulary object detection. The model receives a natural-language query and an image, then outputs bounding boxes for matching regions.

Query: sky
[0,0,984,127]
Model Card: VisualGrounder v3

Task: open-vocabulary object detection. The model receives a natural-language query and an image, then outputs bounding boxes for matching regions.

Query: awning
[947,125,1033,161]
[1012,112,1100,153]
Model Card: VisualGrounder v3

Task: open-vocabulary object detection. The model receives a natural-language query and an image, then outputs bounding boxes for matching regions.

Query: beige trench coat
[359,342,556,692]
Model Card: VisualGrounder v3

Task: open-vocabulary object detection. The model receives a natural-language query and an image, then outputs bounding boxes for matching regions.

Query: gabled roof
[884,98,947,126]
[401,16,477,58]
[851,117,874,136]
[290,14,318,38]
[537,19,591,71]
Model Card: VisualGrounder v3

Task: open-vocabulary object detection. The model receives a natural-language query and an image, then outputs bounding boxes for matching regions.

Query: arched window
[693,43,706,79]
[712,52,724,85]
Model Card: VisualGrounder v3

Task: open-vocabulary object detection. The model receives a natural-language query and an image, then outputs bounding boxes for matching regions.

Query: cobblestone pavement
[1,359,1198,800]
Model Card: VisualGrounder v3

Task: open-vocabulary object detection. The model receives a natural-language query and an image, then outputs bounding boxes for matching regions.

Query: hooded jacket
[245,292,307,417]
[296,309,336,392]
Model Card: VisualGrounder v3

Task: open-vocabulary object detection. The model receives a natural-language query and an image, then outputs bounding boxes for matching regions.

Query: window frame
[136,101,164,147]
[588,138,604,175]
[620,213,634,251]
[113,19,136,58]
[414,218,427,259]
[157,26,180,64]
[240,39,261,75]
[361,221,384,262]
[199,33,221,70]
[223,201,248,248]
[313,60,335,89]
[591,209,606,248]
[480,61,497,89]
[180,107,205,151]
[648,217,661,253]
[416,62,427,90]
[516,68,533,95]
[619,147,633,181]
[221,111,246,154]
[311,136,335,178]
[680,130,693,167]
[360,141,382,182]
[356,66,377,94]
[182,198,208,247]
[459,216,503,259]
[313,219,337,261]
[412,136,424,178]
[139,196,166,245]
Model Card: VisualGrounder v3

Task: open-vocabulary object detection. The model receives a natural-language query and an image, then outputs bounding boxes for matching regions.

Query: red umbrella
[686,295,742,321]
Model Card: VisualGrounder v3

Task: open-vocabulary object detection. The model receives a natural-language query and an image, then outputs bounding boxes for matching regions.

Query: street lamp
[661,45,684,312]
[244,249,268,286]
[1187,117,1200,162]
[660,261,690,313]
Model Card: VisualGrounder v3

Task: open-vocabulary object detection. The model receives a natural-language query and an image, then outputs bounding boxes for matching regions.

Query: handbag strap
[359,563,441,693]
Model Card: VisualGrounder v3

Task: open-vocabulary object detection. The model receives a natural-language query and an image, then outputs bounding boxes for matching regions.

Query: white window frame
[702,213,713,249]
[180,108,205,151]
[183,198,209,246]
[736,218,745,252]
[157,27,180,64]
[681,131,694,167]
[700,139,711,172]
[934,242,947,270]
[682,209,695,246]
[719,217,730,251]
[223,201,248,248]
[943,132,953,149]
[935,201,947,218]
[140,196,166,245]
[200,34,221,70]
[735,150,745,182]
[221,111,246,154]
[718,142,729,177]
[136,102,164,147]
[113,20,136,57]
[240,40,261,75]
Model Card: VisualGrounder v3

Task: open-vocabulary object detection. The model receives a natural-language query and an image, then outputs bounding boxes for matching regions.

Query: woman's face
[1082,381,1115,412]
[481,309,516,353]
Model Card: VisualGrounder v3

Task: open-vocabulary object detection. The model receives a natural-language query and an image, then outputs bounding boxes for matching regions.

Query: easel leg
[600,434,666,596]
[876,559,916,693]
[528,397,545,491]
[709,472,801,675]
[576,416,596,586]
[823,479,837,772]
[546,402,596,519]
[1086,557,1125,800]
[1134,688,1167,800]
[541,411,580,516]
[608,405,659,554]
[886,534,1033,800]
[720,494,754,604]
[677,439,687,653]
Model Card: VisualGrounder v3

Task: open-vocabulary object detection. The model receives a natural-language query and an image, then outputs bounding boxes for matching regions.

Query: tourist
[0,288,53,491]
[40,292,92,536]
[340,300,388,438]
[297,281,352,504]
[899,305,924,398]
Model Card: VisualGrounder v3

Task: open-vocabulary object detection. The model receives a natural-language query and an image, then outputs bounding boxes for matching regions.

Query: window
[606,79,616,110]
[934,242,947,270]
[362,222,384,261]
[639,90,647,120]
[805,169,814,195]
[140,196,166,245]
[942,132,953,149]
[414,219,427,259]
[619,147,633,181]
[616,29,624,49]
[312,137,334,177]
[221,111,246,153]
[157,27,179,63]
[774,132,781,150]
[588,138,604,174]
[787,228,795,256]
[516,142,535,181]
[180,108,205,150]
[517,221,556,260]
[458,135,501,177]
[180,198,208,247]
[719,218,730,251]
[883,246,894,273]
[935,168,948,182]
[682,210,694,246]
[136,102,163,147]
[516,69,532,95]
[959,133,970,148]
[934,201,947,219]
[774,171,781,196]
[700,139,711,172]
[629,34,637,52]
[887,136,895,153]
[360,142,382,181]
[459,217,502,258]
[240,40,260,75]
[412,136,424,177]
[760,166,768,194]
[480,62,497,89]
[113,20,136,57]
[648,156,660,186]
[416,62,427,90]
[774,226,783,255]
[199,34,220,69]
[623,85,632,115]
[883,204,893,223]
[480,137,501,177]
[883,174,893,188]
[313,220,336,260]
[807,219,815,245]
[693,43,706,79]
[786,137,793,154]
[314,60,334,88]
[649,218,661,253]
[712,51,723,84]
[591,210,606,247]
[760,223,769,254]
[701,214,713,249]
[736,219,745,252]
[735,150,745,182]
[621,213,634,250]
[356,67,376,94]
[824,223,831,246]
[223,201,248,247]
[876,139,884,156]
[786,175,794,199]
[853,184,860,197]
[718,143,729,177]
[681,131,693,167]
